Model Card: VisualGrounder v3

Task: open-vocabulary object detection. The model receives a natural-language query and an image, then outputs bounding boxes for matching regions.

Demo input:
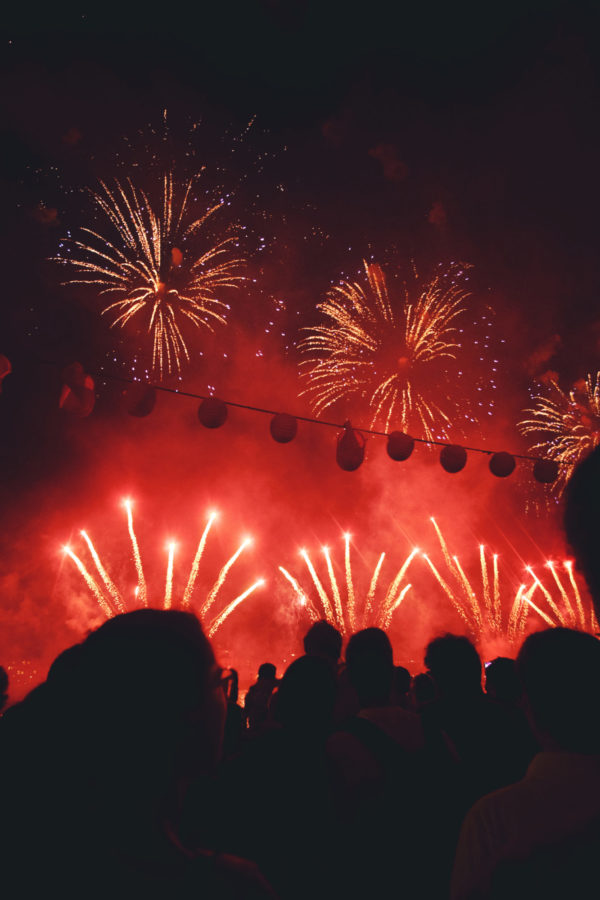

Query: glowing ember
[279,536,417,636]
[63,503,263,635]
[519,373,600,494]
[55,174,244,376]
[300,260,474,439]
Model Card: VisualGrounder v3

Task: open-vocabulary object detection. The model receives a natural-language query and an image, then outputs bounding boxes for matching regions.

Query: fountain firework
[63,501,264,637]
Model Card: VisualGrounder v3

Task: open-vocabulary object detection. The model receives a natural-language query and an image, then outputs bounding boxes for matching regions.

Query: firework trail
[124,499,147,605]
[80,529,126,614]
[164,541,176,610]
[424,518,597,648]
[56,174,244,376]
[63,504,262,635]
[201,538,252,619]
[300,260,475,439]
[63,546,115,619]
[279,536,417,636]
[519,373,600,495]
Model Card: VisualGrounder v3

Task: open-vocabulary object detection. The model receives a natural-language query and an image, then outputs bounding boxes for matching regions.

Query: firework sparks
[519,373,600,494]
[425,518,597,646]
[63,504,262,635]
[164,541,177,609]
[56,174,244,376]
[279,536,417,636]
[124,499,147,606]
[62,546,116,619]
[300,260,475,439]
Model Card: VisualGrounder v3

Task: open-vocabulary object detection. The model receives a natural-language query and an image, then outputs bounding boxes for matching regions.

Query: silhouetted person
[564,443,600,620]
[223,667,244,758]
[327,629,426,897]
[303,619,343,669]
[485,657,522,704]
[244,662,278,734]
[452,628,600,899]
[208,655,338,900]
[0,665,9,711]
[0,610,275,899]
[422,634,534,802]
[411,671,437,710]
[392,664,411,707]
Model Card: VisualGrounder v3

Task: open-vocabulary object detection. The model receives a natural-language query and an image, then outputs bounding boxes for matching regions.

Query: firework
[424,518,597,648]
[56,174,244,376]
[279,535,418,636]
[300,260,475,439]
[63,503,263,636]
[519,373,600,494]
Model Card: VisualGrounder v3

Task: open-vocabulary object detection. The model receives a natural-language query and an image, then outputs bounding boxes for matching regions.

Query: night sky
[1,1,599,693]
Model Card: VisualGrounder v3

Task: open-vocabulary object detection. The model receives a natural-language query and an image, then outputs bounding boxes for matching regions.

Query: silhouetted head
[517,628,600,752]
[424,634,482,698]
[485,656,522,703]
[411,672,437,708]
[564,445,600,617]
[61,609,226,792]
[346,628,394,708]
[274,654,336,735]
[258,662,277,680]
[0,665,9,711]
[303,620,343,667]
[393,665,411,696]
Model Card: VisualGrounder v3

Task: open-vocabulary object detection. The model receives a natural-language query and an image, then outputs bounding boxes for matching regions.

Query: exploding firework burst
[279,533,418,636]
[63,501,264,637]
[519,373,600,494]
[55,174,245,376]
[299,260,478,439]
[424,518,597,649]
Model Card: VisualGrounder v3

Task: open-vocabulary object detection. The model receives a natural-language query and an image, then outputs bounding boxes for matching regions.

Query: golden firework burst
[519,373,600,494]
[56,173,244,376]
[299,260,472,439]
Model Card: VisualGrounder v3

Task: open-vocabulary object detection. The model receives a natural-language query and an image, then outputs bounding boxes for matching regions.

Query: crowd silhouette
[2,446,600,898]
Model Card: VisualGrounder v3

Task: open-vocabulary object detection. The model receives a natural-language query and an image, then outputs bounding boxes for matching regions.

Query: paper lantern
[59,384,95,417]
[270,412,297,443]
[440,444,467,474]
[198,397,228,428]
[62,361,93,390]
[387,431,414,461]
[0,354,11,392]
[59,362,95,417]
[123,384,156,417]
[489,451,516,478]
[533,458,559,484]
[336,421,366,471]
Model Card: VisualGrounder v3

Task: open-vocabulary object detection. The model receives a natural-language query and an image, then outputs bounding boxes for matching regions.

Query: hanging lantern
[198,397,228,428]
[59,362,95,417]
[270,412,297,443]
[123,383,157,417]
[336,421,366,471]
[387,431,414,461]
[440,444,467,474]
[489,451,516,478]
[62,361,89,390]
[59,383,95,417]
[0,354,11,392]
[533,458,559,484]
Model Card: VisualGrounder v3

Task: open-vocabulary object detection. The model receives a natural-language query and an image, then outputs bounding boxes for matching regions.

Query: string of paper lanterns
[3,358,561,485]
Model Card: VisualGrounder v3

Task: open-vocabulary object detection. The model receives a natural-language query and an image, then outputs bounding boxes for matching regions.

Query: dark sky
[2,1,600,356]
